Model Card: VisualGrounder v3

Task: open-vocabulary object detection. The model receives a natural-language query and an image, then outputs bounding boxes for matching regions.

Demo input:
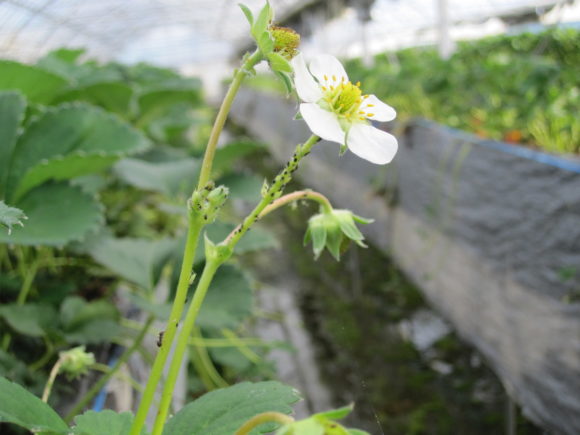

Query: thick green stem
[197,50,263,190]
[65,316,153,423]
[234,412,294,435]
[225,135,320,247]
[131,51,262,435]
[151,259,221,435]
[130,220,202,435]
[146,135,319,433]
[259,189,332,218]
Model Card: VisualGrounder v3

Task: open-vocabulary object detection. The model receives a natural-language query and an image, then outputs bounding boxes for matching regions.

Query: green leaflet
[0,376,69,434]
[114,157,200,197]
[0,303,58,337]
[163,381,300,435]
[0,183,103,247]
[54,82,134,116]
[72,410,134,435]
[86,236,179,290]
[0,60,69,104]
[7,102,150,201]
[0,91,26,196]
[196,265,253,330]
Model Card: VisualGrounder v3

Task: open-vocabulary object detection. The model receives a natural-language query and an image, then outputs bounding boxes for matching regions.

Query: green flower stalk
[304,209,373,260]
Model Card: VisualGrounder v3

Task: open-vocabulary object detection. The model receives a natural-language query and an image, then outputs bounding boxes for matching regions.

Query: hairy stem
[65,316,153,423]
[149,136,319,433]
[130,49,262,435]
[225,135,320,247]
[235,412,294,435]
[151,259,221,435]
[130,221,201,435]
[197,50,263,189]
[259,189,332,218]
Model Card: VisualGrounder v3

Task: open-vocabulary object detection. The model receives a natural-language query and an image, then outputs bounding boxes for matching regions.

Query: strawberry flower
[291,53,398,164]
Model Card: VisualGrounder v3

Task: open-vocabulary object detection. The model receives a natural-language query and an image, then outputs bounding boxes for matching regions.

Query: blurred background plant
[344,28,580,154]
[0,49,283,425]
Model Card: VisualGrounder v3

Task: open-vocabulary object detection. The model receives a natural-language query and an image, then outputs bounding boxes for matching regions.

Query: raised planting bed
[230,88,580,434]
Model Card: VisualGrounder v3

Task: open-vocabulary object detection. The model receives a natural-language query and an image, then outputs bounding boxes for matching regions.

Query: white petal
[309,54,348,86]
[291,53,322,103]
[300,103,345,145]
[362,95,397,122]
[346,123,398,165]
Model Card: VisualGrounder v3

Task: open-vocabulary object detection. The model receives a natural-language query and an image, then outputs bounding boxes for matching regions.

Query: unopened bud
[207,185,229,209]
[60,346,95,379]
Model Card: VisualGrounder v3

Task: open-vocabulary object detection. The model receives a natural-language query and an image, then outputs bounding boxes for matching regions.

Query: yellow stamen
[359,111,365,114]
[356,81,361,87]
[359,117,365,120]
[324,74,328,81]
[330,85,334,90]
[367,113,375,117]
[366,104,374,107]
[332,75,337,81]
[321,86,327,91]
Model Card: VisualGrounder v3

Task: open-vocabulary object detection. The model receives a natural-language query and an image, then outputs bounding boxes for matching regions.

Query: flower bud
[59,346,95,379]
[190,184,229,223]
[304,209,372,260]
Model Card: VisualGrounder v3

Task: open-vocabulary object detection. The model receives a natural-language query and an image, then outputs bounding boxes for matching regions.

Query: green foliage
[54,82,134,116]
[86,236,178,290]
[0,376,69,434]
[213,141,265,174]
[345,28,580,154]
[162,381,300,435]
[0,183,103,246]
[0,61,68,104]
[72,410,134,435]
[114,158,200,197]
[60,296,120,344]
[0,92,25,196]
[197,265,253,330]
[0,303,57,337]
[7,102,149,200]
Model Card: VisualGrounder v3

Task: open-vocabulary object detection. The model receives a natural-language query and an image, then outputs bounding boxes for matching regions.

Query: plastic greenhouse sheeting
[0,0,570,69]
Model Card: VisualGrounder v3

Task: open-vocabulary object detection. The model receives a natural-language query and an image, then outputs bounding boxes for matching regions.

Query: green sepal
[259,31,275,55]
[335,210,365,242]
[275,71,294,94]
[309,217,327,259]
[314,403,354,420]
[239,3,254,25]
[293,110,303,120]
[252,1,273,40]
[267,52,293,73]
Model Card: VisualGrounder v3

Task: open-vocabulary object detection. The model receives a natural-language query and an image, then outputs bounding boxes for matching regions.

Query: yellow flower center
[320,76,373,121]
[271,26,300,60]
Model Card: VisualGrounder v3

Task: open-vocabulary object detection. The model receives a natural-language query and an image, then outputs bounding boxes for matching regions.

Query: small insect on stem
[157,331,165,348]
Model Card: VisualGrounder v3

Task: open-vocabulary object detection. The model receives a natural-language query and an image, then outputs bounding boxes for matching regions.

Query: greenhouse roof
[0,0,575,69]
